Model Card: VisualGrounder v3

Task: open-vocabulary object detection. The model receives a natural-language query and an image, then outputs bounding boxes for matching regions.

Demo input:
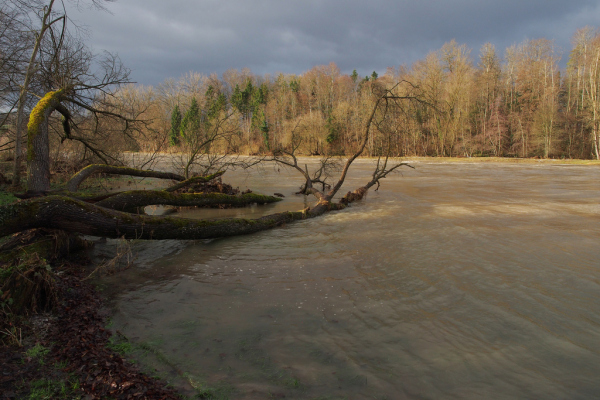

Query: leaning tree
[0,81,420,241]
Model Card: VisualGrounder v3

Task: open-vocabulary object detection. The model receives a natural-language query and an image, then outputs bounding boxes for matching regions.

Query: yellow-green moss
[27,89,65,161]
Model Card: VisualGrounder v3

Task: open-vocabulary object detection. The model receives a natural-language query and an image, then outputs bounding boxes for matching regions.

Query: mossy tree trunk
[0,196,314,240]
[94,191,282,213]
[0,194,350,241]
[26,88,71,194]
[13,0,61,189]
[27,91,64,193]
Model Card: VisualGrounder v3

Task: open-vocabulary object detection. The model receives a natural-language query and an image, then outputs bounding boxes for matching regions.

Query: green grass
[25,343,50,365]
[28,376,81,400]
[0,190,17,206]
[106,335,133,355]
[108,328,236,400]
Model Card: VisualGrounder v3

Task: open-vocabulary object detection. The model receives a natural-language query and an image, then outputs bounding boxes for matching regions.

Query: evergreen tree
[325,114,341,144]
[205,85,226,119]
[180,97,200,144]
[231,84,242,110]
[169,104,182,146]
[260,118,270,150]
[231,80,255,117]
[289,79,300,93]
[351,69,359,83]
[256,83,269,105]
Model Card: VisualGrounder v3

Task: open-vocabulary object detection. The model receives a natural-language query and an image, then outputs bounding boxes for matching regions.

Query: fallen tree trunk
[56,172,229,204]
[2,86,418,243]
[95,191,282,213]
[0,196,316,240]
[66,164,188,192]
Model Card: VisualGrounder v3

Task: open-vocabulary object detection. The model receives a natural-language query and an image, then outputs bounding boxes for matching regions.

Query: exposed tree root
[1,253,58,316]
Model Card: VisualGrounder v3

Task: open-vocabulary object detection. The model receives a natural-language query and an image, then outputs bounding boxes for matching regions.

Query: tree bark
[27,93,63,193]
[0,196,312,240]
[13,0,59,189]
[94,191,282,213]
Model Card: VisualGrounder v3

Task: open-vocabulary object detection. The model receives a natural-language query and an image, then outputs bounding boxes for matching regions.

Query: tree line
[136,30,600,160]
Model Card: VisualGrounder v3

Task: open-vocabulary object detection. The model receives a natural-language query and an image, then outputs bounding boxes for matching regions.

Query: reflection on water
[99,161,600,399]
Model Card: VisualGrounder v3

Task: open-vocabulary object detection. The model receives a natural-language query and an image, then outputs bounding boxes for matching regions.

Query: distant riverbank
[396,156,600,165]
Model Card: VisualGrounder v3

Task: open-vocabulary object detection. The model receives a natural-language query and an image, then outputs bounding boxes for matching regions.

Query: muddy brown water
[97,160,600,399]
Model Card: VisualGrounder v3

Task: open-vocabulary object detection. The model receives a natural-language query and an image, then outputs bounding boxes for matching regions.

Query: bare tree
[0,4,32,157]
[25,31,135,193]
[6,0,117,188]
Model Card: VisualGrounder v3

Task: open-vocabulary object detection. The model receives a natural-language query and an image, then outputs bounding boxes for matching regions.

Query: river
[97,159,600,399]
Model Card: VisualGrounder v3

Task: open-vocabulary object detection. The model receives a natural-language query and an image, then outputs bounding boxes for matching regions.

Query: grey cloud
[65,0,600,85]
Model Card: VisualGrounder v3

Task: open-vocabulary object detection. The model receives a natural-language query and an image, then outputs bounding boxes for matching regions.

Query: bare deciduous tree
[6,0,119,188]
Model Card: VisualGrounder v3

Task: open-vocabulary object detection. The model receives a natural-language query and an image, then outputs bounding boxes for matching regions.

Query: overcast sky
[65,0,600,86]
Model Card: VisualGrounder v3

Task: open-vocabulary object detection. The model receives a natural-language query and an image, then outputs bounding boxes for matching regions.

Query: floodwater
[98,160,600,399]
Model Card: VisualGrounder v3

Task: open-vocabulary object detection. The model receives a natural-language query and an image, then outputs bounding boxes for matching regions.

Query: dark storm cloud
[65,0,600,85]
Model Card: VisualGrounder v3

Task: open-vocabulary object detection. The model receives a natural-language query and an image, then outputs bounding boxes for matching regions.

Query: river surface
[98,160,600,399]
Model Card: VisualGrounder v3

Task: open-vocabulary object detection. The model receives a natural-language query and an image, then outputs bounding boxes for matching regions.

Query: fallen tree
[93,191,282,213]
[0,81,422,331]
[1,81,419,241]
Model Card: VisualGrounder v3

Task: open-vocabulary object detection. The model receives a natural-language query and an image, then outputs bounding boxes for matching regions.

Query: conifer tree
[169,104,182,146]
[180,97,200,144]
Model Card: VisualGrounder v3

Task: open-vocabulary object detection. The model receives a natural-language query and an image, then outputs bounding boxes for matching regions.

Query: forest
[150,32,600,161]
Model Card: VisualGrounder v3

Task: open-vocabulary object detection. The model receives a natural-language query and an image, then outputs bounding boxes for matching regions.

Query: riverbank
[0,170,249,399]
[393,156,600,165]
[0,258,182,399]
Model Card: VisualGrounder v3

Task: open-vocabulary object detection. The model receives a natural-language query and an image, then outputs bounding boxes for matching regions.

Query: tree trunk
[162,172,225,192]
[13,0,59,189]
[27,93,63,193]
[94,191,282,213]
[0,196,314,240]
